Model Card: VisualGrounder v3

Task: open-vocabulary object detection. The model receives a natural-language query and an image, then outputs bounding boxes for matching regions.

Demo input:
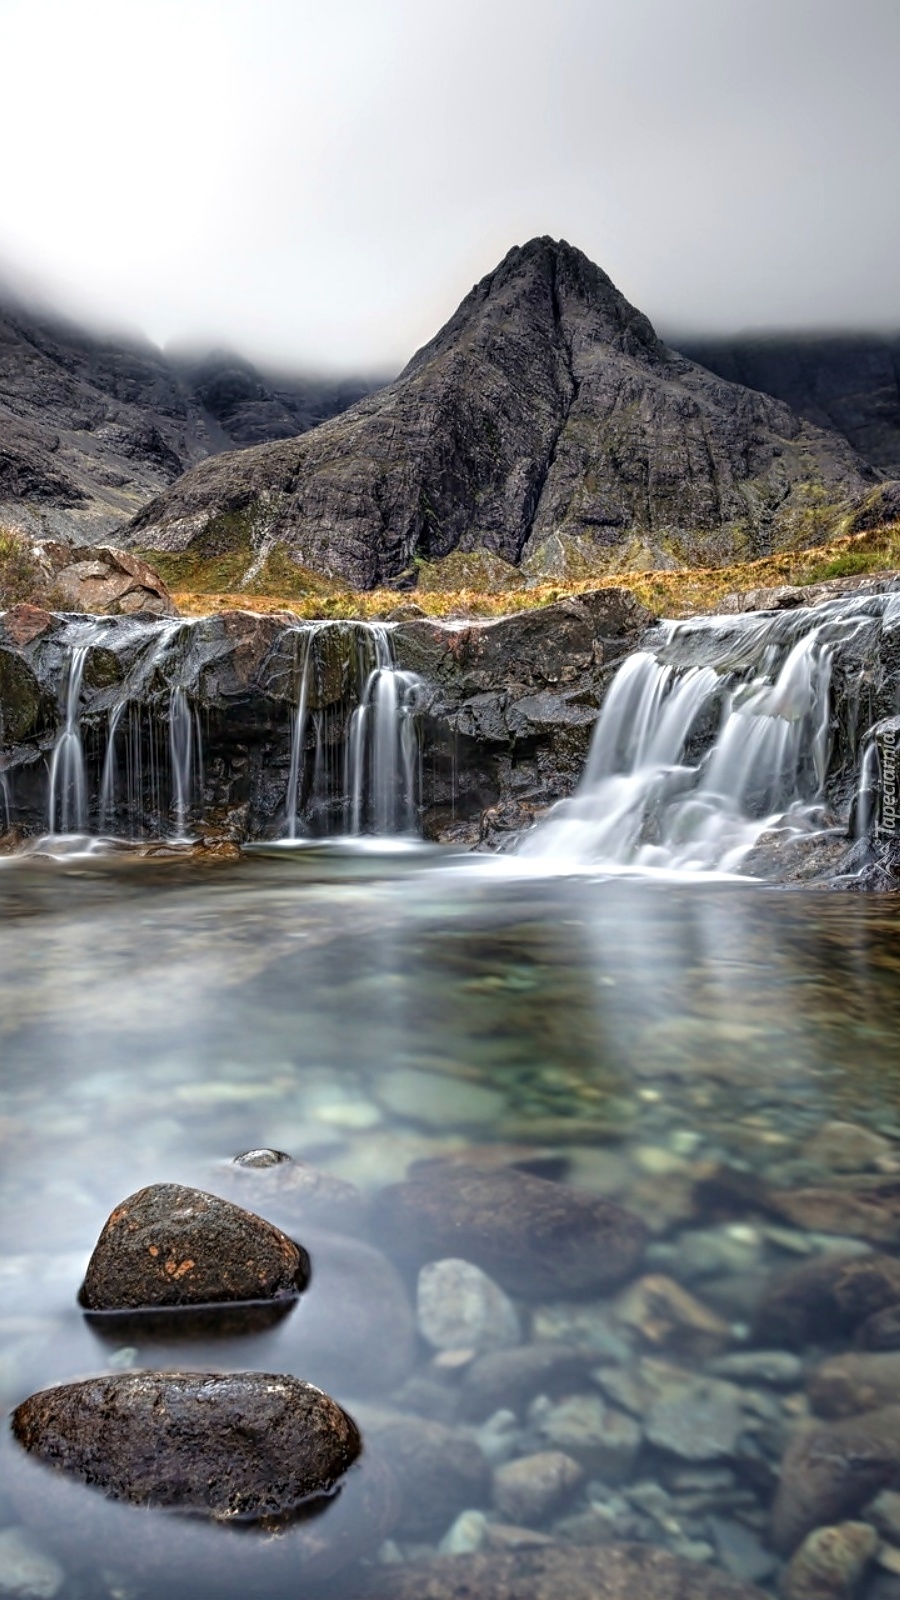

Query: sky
[1,0,898,372]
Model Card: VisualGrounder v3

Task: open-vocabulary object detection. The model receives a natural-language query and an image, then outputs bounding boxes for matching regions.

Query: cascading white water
[284,623,422,838]
[47,645,90,834]
[522,599,878,874]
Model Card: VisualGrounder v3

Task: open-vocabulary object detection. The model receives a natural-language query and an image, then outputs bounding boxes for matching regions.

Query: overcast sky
[1,0,898,372]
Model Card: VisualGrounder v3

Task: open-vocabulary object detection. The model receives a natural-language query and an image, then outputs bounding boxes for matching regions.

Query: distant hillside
[123,237,874,590]
[679,332,900,477]
[0,295,379,540]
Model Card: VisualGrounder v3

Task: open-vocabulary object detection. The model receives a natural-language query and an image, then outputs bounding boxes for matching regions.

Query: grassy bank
[160,519,900,622]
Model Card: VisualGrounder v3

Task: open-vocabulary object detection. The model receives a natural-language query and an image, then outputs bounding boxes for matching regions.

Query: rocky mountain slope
[0,292,376,541]
[680,332,900,478]
[122,238,875,590]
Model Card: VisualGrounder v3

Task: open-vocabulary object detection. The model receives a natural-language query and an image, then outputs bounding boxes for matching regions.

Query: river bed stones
[78,1183,309,1311]
[782,1521,879,1600]
[372,1162,647,1298]
[11,1370,360,1518]
[808,1350,900,1419]
[756,1252,900,1348]
[341,1543,771,1599]
[771,1405,900,1553]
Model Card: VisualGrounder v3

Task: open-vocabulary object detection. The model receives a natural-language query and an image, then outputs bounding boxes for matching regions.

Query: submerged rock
[340,1542,771,1598]
[221,1148,368,1236]
[417,1258,522,1353]
[457,1342,597,1422]
[78,1183,309,1310]
[756,1252,900,1348]
[808,1350,900,1418]
[492,1450,583,1524]
[364,1415,490,1540]
[372,1162,647,1298]
[772,1405,900,1553]
[783,1521,878,1600]
[11,1370,360,1518]
[288,1228,417,1396]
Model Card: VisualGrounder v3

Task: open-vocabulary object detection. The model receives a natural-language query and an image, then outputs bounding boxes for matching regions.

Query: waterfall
[284,623,422,839]
[522,597,882,874]
[47,645,90,834]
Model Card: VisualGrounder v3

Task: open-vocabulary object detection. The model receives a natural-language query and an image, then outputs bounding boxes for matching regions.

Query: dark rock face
[78,1183,309,1309]
[0,293,376,540]
[11,1369,360,1518]
[680,333,900,477]
[342,1543,769,1600]
[123,238,872,588]
[372,1161,647,1298]
[772,1405,900,1554]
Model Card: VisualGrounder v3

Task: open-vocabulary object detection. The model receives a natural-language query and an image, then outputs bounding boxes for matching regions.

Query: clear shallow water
[2,849,900,1596]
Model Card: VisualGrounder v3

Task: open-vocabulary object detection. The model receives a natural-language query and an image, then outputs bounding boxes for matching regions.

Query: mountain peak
[125,238,872,589]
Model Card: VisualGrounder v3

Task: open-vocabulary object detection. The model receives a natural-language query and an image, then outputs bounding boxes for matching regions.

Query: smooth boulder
[372,1162,647,1298]
[11,1370,360,1518]
[78,1183,309,1310]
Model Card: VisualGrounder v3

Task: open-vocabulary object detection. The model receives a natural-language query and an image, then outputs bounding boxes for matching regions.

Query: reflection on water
[2,850,900,1597]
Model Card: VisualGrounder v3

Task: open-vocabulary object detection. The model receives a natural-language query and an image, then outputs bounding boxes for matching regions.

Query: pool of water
[2,847,900,1598]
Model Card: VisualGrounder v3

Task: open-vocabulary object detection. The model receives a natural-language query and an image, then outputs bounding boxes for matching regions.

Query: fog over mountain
[1,0,898,371]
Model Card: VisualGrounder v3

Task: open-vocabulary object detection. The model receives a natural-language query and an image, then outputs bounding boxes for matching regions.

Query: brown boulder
[808,1351,900,1418]
[78,1183,308,1310]
[372,1162,647,1298]
[11,1370,359,1518]
[772,1405,900,1553]
[0,603,53,646]
[39,541,177,617]
[341,1543,769,1599]
[756,1252,900,1348]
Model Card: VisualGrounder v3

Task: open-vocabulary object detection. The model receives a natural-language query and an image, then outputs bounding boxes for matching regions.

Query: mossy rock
[82,647,124,691]
[0,649,43,740]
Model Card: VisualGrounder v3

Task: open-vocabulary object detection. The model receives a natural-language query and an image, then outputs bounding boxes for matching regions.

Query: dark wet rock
[288,1228,416,1396]
[125,238,870,589]
[0,649,43,742]
[808,1351,900,1419]
[220,1148,368,1237]
[756,1253,900,1348]
[782,1520,878,1600]
[771,1405,900,1553]
[78,1183,309,1310]
[765,1178,900,1246]
[457,1342,597,1422]
[11,1370,360,1518]
[341,1542,771,1599]
[372,1162,647,1299]
[492,1450,583,1523]
[364,1414,490,1539]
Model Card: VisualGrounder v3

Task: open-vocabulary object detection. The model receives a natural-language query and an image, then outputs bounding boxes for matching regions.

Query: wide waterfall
[0,615,422,844]
[521,592,900,874]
